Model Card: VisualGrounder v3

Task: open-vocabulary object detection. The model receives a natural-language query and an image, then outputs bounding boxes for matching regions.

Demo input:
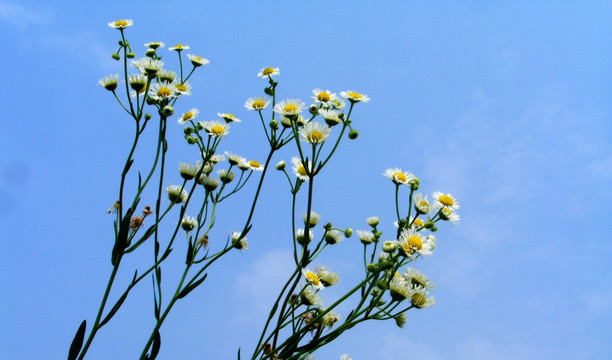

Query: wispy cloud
[0,1,53,29]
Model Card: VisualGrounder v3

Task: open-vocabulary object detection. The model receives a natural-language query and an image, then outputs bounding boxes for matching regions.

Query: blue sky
[1,1,611,359]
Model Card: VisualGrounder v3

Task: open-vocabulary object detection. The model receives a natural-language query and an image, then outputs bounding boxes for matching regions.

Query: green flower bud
[366,263,378,272]
[145,49,156,58]
[324,222,333,231]
[395,313,407,328]
[269,120,278,130]
[344,228,352,238]
[338,112,345,119]
[126,52,135,59]
[382,241,397,253]
[308,104,319,115]
[144,113,152,121]
[196,122,204,131]
[111,53,120,60]
[275,161,285,170]
[371,287,380,296]
[424,220,435,229]
[264,87,274,96]
[118,40,125,46]
[376,280,388,290]
[431,226,438,232]
[160,105,174,117]
[348,130,359,139]
[183,127,194,135]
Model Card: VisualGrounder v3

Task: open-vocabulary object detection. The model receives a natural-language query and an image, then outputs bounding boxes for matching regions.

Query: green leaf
[177,273,207,299]
[185,241,194,265]
[122,159,134,176]
[237,348,241,360]
[111,210,133,265]
[99,285,131,327]
[67,320,86,360]
[150,329,161,359]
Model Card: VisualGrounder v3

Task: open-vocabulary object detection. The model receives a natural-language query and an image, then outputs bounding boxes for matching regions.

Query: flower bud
[394,313,407,328]
[264,87,274,96]
[160,105,174,117]
[431,226,437,232]
[118,40,125,46]
[423,220,435,229]
[366,263,378,272]
[338,112,345,119]
[382,241,397,253]
[371,288,380,296]
[344,228,352,238]
[144,113,152,121]
[111,53,120,60]
[323,222,333,231]
[269,120,278,130]
[275,161,285,170]
[308,104,319,115]
[145,49,156,58]
[366,216,379,227]
[376,280,388,290]
[183,127,193,135]
[186,136,197,144]
[348,130,359,139]
[126,52,135,58]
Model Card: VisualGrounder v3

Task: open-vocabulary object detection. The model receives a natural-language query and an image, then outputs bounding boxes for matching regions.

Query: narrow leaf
[150,329,161,359]
[99,285,131,327]
[67,320,86,360]
[177,273,208,299]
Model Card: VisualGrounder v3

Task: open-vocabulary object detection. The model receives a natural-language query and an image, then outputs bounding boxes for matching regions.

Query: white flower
[209,154,225,164]
[311,88,337,103]
[257,67,279,78]
[330,97,346,110]
[366,216,379,227]
[432,191,460,210]
[291,157,312,181]
[413,192,434,214]
[128,73,147,93]
[166,185,187,203]
[157,69,176,83]
[179,162,201,180]
[409,285,435,309]
[131,58,164,75]
[177,108,199,125]
[245,160,263,171]
[321,310,340,328]
[174,81,191,96]
[397,228,433,257]
[98,74,119,91]
[324,230,344,245]
[108,19,133,29]
[383,168,415,185]
[217,112,241,123]
[144,41,165,49]
[148,81,177,101]
[403,268,435,290]
[217,169,235,183]
[389,275,410,301]
[244,97,270,111]
[357,230,374,245]
[225,152,246,166]
[300,286,322,306]
[296,228,314,245]
[302,268,324,290]
[231,232,247,250]
[318,109,342,126]
[187,54,209,67]
[273,99,305,116]
[180,215,198,232]
[200,175,219,191]
[340,355,352,360]
[439,207,460,224]
[199,121,229,137]
[315,265,339,286]
[299,122,331,144]
[169,44,190,52]
[302,211,321,227]
[340,90,369,103]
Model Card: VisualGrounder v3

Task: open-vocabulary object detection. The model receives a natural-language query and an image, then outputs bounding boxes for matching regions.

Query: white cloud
[0,1,53,29]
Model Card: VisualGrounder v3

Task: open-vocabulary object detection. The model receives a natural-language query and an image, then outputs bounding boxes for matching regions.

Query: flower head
[98,74,119,91]
[108,19,133,29]
[321,310,340,328]
[225,152,246,166]
[397,229,433,257]
[157,69,176,83]
[296,228,314,245]
[300,286,323,306]
[217,113,241,123]
[324,230,344,245]
[244,97,270,111]
[409,286,435,309]
[169,44,189,52]
[291,157,312,181]
[132,58,164,76]
[148,81,177,101]
[274,99,306,116]
[177,108,199,125]
[174,82,191,96]
[302,268,324,290]
[144,41,165,49]
[318,109,342,126]
[389,276,410,302]
[357,230,374,245]
[179,162,201,180]
[258,67,279,78]
[439,207,460,224]
[413,192,434,214]
[432,192,460,211]
[311,88,337,104]
[186,54,209,67]
[340,90,370,103]
[302,211,321,228]
[180,215,198,232]
[366,216,379,227]
[166,185,187,203]
[315,265,339,286]
[299,122,331,144]
[383,168,415,185]
[231,232,247,250]
[404,268,435,290]
[128,73,147,93]
[245,160,263,171]
[199,121,230,137]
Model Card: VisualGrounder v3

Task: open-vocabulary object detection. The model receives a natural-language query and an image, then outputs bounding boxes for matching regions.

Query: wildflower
[169,44,189,52]
[200,176,219,191]
[144,41,165,49]
[108,19,133,29]
[246,160,263,171]
[225,152,246,166]
[357,230,374,245]
[300,286,323,306]
[311,88,337,104]
[302,211,321,227]
[296,228,314,245]
[177,108,199,125]
[148,81,177,101]
[404,268,435,290]
[129,216,144,230]
[244,97,270,111]
[409,216,424,229]
[409,286,435,309]
[186,54,209,67]
[142,205,153,217]
[179,162,201,180]
[397,229,434,257]
[383,168,415,185]
[98,74,119,91]
[127,73,147,93]
[366,216,379,227]
[432,192,460,211]
[157,69,177,83]
[315,266,339,286]
[180,215,198,232]
[174,82,191,96]
[324,230,344,245]
[302,268,324,290]
[394,313,407,328]
[340,90,370,103]
[382,241,397,253]
[321,310,340,328]
[330,98,346,110]
[413,192,434,214]
[257,67,279,78]
[198,235,209,248]
[209,154,225,164]
[299,122,331,144]
[131,58,164,76]
[275,161,285,170]
[291,157,312,181]
[217,169,235,183]
[166,185,187,203]
[199,121,229,137]
[439,207,460,224]
[274,99,306,116]
[318,109,342,126]
[232,232,247,250]
[217,113,241,123]
[389,276,410,301]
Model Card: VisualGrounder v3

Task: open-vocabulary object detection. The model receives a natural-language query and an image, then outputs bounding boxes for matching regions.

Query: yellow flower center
[413,218,424,227]
[411,293,427,308]
[347,91,362,99]
[393,172,407,183]
[248,160,260,168]
[297,165,307,176]
[317,92,330,102]
[305,272,320,286]
[441,208,451,216]
[174,44,184,49]
[419,200,428,208]
[401,243,414,255]
[183,112,193,120]
[176,84,187,92]
[193,56,202,61]
[309,131,323,142]
[262,67,275,75]
[210,125,224,135]
[406,235,422,250]
[283,104,298,113]
[114,20,128,27]
[252,100,265,109]
[157,87,171,97]
[224,113,235,119]
[438,194,454,207]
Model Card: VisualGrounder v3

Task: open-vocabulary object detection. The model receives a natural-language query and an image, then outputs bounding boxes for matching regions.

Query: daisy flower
[148,81,177,101]
[169,44,189,52]
[412,192,434,214]
[98,74,119,91]
[180,215,198,232]
[224,152,246,166]
[199,120,229,137]
[324,230,344,245]
[409,216,424,229]
[330,97,346,110]
[179,162,201,180]
[273,99,306,116]
[177,108,199,125]
[300,286,323,306]
[302,211,321,227]
[318,109,342,126]
[356,230,374,245]
[186,54,209,67]
[311,88,337,104]
[217,113,241,123]
[200,176,219,192]
[296,228,314,245]
[366,216,379,227]
[432,192,460,210]
[389,276,410,302]
[409,286,435,309]
[244,97,270,111]
[231,232,247,250]
[299,122,331,144]
[302,268,324,290]
[397,228,431,257]
[157,69,177,83]
[108,19,133,29]
[131,58,164,75]
[128,73,147,93]
[315,265,339,286]
[174,82,191,96]
[217,169,235,183]
[321,310,340,328]
[403,268,435,290]
[144,41,165,49]
[257,67,279,78]
[439,207,460,225]
[383,168,415,185]
[291,157,312,181]
[340,90,370,103]
[166,185,187,203]
[245,160,263,171]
